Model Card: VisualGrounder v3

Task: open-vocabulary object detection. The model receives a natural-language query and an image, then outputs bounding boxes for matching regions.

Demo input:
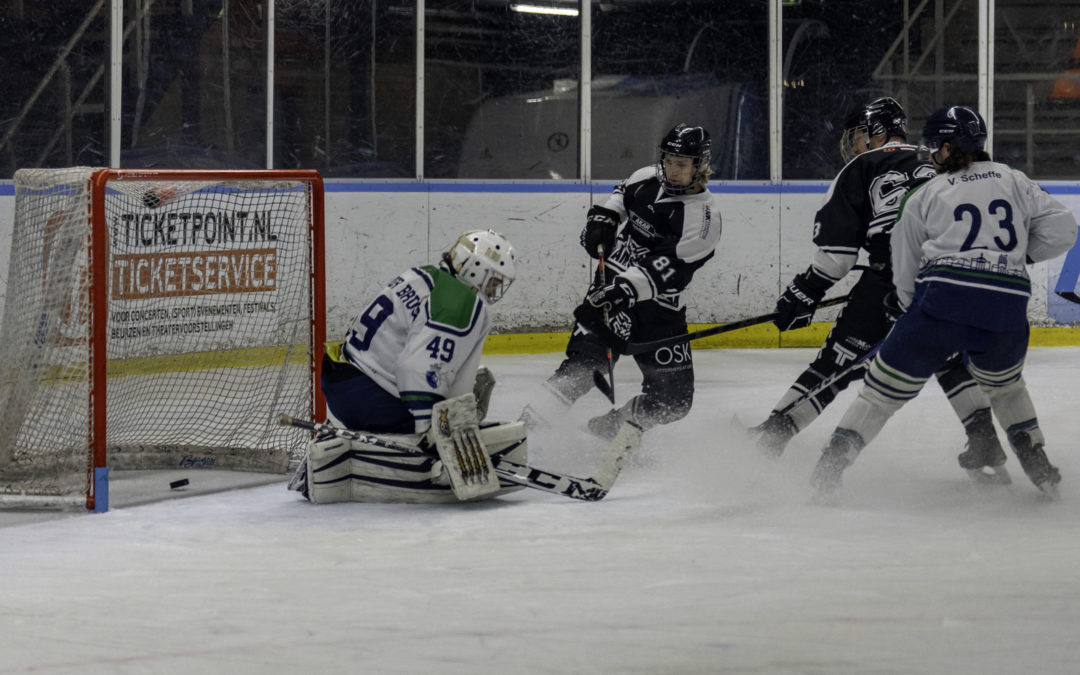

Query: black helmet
[921,105,987,153]
[656,123,711,195]
[840,97,907,163]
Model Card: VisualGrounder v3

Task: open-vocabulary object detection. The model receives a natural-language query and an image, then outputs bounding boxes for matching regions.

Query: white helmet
[446,229,516,303]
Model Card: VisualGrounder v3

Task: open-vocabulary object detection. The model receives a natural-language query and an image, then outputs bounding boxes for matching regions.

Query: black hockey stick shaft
[279,414,620,502]
[621,294,849,356]
[593,245,617,403]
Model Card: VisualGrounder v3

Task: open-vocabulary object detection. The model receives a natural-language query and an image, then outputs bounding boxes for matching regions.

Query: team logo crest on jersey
[609,312,633,340]
[426,369,440,388]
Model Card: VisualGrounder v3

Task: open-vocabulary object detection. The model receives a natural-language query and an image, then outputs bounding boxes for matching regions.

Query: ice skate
[750,411,797,458]
[1009,431,1061,499]
[810,429,863,497]
[587,408,623,441]
[958,409,1011,486]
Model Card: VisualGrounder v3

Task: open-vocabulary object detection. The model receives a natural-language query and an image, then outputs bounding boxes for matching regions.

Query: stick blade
[590,421,643,494]
[593,370,615,403]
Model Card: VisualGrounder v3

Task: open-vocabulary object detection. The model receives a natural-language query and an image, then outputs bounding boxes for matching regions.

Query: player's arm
[890,187,929,310]
[1024,182,1078,264]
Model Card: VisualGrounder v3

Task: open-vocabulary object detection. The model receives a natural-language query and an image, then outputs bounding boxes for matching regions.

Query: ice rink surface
[3,347,1080,675]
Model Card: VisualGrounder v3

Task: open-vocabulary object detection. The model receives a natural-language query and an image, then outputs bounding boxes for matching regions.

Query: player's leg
[810,308,962,493]
[586,306,693,439]
[754,271,893,456]
[546,320,617,406]
[933,355,1008,482]
[966,328,1060,496]
[321,354,414,433]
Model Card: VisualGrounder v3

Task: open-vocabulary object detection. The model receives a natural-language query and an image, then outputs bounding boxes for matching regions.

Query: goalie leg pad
[430,393,502,501]
[305,433,454,504]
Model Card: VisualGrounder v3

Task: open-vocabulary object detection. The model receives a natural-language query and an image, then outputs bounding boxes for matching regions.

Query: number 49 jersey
[811,142,936,280]
[342,265,490,433]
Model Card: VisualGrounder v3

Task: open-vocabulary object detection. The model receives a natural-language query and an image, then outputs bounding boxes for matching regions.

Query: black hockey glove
[580,205,620,259]
[585,276,638,314]
[573,303,633,353]
[774,267,832,331]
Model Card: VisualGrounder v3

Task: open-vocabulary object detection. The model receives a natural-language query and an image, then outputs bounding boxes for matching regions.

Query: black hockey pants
[548,300,694,428]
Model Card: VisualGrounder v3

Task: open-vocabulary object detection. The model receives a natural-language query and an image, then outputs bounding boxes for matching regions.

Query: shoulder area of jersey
[869,140,919,155]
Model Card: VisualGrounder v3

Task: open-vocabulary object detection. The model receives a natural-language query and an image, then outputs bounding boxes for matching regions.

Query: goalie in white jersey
[810,106,1078,498]
[288,229,525,504]
[324,229,516,434]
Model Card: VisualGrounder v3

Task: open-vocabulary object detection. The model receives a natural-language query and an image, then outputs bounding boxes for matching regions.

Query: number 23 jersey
[891,159,1077,329]
[342,265,489,432]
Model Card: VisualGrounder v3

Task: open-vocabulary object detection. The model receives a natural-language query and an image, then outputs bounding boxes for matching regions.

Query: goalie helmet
[656,123,711,195]
[840,96,907,163]
[919,105,987,155]
[446,229,516,303]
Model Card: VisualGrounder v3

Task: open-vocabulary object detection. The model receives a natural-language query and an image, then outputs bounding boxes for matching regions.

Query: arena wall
[2,180,1079,351]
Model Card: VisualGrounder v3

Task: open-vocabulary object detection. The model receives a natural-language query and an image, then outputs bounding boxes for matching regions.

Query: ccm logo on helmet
[654,343,692,365]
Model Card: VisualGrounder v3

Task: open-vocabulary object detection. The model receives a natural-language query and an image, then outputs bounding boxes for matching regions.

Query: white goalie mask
[446,229,517,303]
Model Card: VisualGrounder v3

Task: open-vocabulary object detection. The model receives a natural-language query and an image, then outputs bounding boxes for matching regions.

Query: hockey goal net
[0,168,325,511]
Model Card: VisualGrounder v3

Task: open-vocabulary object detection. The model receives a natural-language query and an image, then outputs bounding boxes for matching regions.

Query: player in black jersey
[750,98,1010,483]
[544,123,723,438]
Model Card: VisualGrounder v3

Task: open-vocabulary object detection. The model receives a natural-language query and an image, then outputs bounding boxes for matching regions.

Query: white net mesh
[0,168,321,507]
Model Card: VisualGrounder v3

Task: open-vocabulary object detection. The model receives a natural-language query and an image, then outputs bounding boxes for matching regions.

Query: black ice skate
[1009,430,1061,499]
[751,411,797,458]
[958,409,1011,485]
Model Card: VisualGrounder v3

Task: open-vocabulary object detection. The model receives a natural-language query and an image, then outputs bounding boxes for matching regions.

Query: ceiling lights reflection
[510,4,580,17]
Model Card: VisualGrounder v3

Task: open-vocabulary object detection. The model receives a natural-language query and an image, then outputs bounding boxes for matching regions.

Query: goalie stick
[620,294,849,356]
[278,414,641,502]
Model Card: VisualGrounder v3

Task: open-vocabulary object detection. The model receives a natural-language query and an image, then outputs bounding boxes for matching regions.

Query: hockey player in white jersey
[327,229,515,434]
[810,106,1078,498]
[290,230,527,503]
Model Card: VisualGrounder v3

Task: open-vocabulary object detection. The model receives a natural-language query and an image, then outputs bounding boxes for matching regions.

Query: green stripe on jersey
[422,265,481,329]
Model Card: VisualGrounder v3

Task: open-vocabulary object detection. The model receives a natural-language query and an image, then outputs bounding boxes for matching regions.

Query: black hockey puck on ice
[170,478,190,490]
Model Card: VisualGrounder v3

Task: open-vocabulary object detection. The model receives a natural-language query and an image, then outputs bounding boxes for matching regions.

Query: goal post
[0,168,325,511]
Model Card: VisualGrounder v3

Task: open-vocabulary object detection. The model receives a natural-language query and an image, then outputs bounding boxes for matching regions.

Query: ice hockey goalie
[288,391,528,504]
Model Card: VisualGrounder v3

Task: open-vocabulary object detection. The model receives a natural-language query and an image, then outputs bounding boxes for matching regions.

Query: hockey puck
[169,478,190,490]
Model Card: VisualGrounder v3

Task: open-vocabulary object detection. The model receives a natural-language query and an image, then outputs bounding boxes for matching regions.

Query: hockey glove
[580,205,620,259]
[573,303,633,353]
[585,276,638,314]
[774,267,832,331]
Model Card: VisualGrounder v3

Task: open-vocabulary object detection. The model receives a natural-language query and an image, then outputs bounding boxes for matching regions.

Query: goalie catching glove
[774,266,833,331]
[580,205,620,259]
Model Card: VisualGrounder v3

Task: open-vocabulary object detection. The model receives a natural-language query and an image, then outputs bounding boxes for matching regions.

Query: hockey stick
[592,244,617,404]
[621,294,850,356]
[278,414,640,502]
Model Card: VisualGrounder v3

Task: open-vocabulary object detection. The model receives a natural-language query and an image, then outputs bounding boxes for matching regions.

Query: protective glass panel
[274,1,415,177]
[121,0,267,170]
[0,5,108,177]
[782,0,979,179]
[425,0,580,179]
[994,2,1080,178]
[592,1,768,181]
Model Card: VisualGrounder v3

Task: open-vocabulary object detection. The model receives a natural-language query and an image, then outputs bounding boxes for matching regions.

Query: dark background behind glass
[1,1,1078,181]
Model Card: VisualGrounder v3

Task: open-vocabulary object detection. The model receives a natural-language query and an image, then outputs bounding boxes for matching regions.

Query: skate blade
[966,465,1012,486]
[1036,480,1061,500]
